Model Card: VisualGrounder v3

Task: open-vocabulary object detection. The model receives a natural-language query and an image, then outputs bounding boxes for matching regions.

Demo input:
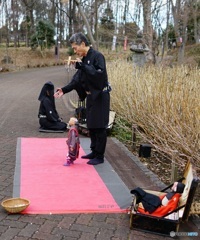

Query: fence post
[171,150,178,183]
[132,124,137,151]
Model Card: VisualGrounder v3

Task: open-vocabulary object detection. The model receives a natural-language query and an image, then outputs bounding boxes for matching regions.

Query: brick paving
[0,66,199,240]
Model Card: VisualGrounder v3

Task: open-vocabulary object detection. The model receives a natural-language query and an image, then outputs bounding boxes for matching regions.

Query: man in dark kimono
[54,32,111,165]
[38,81,67,131]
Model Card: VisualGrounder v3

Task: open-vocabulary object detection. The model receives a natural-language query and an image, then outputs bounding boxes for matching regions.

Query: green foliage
[8,43,15,47]
[30,20,55,50]
[162,24,176,42]
[19,42,26,47]
[100,7,115,30]
[187,19,195,43]
[67,47,75,56]
[0,25,8,40]
[111,116,133,146]
[99,6,115,44]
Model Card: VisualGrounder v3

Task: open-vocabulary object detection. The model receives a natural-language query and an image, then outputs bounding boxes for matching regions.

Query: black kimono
[38,81,67,131]
[62,47,110,159]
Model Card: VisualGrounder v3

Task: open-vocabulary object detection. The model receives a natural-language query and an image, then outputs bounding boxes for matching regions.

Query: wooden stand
[129,160,199,236]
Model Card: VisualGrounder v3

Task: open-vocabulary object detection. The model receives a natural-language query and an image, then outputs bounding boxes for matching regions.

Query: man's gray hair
[69,32,89,46]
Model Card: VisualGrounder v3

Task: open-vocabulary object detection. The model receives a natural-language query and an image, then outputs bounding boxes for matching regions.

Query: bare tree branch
[74,0,97,49]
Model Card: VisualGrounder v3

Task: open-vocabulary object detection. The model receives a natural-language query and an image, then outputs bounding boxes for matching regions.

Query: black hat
[38,81,54,101]
[45,81,54,90]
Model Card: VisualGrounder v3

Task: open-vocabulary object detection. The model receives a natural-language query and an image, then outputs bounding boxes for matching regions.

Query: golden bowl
[1,198,30,213]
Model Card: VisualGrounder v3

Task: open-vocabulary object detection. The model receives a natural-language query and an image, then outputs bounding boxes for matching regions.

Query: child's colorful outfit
[64,125,80,166]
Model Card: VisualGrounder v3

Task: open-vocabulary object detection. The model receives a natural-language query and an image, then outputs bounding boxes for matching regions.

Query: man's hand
[54,88,63,98]
[65,56,77,66]
[76,58,82,63]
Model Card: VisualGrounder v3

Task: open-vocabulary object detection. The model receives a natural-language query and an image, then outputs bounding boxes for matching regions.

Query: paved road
[0,66,199,240]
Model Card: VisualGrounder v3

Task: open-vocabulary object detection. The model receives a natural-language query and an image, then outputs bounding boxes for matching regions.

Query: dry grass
[0,46,129,71]
[108,60,200,173]
[0,47,67,71]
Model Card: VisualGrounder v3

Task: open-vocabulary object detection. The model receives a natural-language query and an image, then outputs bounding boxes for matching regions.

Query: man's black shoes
[87,158,104,165]
[82,152,104,165]
[81,152,95,159]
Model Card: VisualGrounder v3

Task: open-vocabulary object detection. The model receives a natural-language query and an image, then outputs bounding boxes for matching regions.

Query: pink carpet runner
[18,137,127,214]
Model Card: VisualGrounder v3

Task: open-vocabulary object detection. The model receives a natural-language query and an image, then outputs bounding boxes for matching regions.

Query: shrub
[107,61,200,171]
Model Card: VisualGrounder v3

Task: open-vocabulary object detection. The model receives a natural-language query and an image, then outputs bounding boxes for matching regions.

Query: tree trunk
[74,0,97,49]
[21,0,36,47]
[141,0,153,50]
[5,1,10,47]
[193,0,199,44]
[165,0,171,51]
[141,0,156,64]
[94,0,99,49]
[68,0,73,39]
[11,0,19,48]
[170,0,181,43]
[170,0,191,64]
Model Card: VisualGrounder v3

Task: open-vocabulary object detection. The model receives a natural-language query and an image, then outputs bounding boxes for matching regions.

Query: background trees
[30,20,55,51]
[0,0,199,60]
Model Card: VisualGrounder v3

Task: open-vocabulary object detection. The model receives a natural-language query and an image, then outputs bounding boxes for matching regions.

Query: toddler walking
[64,117,80,166]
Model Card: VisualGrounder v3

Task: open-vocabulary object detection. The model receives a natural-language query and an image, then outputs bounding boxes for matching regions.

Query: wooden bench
[129,160,199,236]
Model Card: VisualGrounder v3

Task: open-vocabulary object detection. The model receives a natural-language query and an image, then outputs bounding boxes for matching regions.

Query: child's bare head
[68,117,78,126]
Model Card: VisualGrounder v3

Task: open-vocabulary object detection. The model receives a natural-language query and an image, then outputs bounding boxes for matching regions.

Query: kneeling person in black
[38,81,67,131]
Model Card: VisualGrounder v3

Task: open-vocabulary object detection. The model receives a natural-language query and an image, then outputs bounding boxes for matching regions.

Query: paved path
[0,67,199,240]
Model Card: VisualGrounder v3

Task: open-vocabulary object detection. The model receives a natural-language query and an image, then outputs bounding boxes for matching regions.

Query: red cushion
[137,193,181,217]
